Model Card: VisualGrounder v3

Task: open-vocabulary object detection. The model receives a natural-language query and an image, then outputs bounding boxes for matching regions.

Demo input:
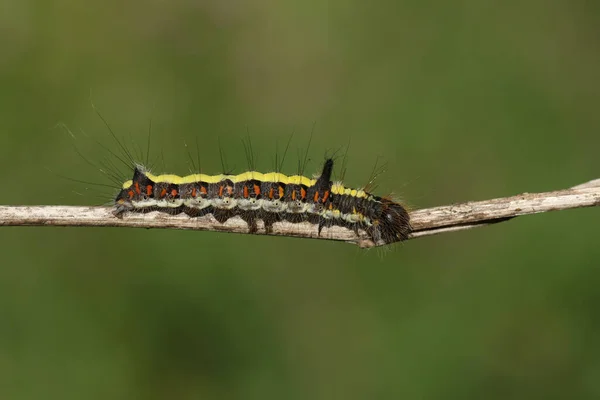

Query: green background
[0,1,599,399]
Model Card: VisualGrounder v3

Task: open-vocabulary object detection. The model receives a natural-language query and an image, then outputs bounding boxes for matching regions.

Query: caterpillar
[114,158,412,245]
[61,109,411,246]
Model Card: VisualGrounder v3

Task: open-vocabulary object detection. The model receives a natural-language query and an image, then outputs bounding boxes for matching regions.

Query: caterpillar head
[375,198,411,244]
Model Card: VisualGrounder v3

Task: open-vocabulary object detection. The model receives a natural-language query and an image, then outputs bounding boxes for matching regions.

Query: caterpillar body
[115,159,412,245]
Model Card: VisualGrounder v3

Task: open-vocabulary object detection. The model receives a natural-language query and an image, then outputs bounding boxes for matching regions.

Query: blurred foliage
[0,0,599,399]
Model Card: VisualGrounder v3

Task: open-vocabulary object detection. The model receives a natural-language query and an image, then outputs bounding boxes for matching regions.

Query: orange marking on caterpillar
[200,186,207,195]
[128,190,134,199]
[171,189,178,197]
[269,188,274,199]
[191,187,197,197]
[253,184,260,196]
[160,188,167,198]
[301,187,306,199]
[278,186,284,199]
[134,182,141,195]
[218,185,224,197]
[313,191,319,202]
[243,186,249,198]
[291,190,296,201]
[226,186,233,196]
[146,185,153,196]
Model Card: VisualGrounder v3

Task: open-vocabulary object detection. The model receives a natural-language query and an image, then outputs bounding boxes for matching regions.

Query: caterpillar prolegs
[115,159,412,245]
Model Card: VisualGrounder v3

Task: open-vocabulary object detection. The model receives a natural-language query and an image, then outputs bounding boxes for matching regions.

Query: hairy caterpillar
[114,158,411,245]
[62,110,411,246]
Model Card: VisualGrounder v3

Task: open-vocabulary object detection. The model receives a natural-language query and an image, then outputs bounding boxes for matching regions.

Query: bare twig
[1,179,598,247]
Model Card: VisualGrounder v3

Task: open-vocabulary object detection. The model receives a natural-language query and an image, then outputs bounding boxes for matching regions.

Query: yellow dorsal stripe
[123,171,318,189]
[331,184,369,199]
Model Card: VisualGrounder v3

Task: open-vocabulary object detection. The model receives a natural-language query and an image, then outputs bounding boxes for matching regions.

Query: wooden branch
[1,178,598,248]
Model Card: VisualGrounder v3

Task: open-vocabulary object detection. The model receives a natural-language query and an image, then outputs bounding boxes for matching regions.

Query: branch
[1,178,598,248]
